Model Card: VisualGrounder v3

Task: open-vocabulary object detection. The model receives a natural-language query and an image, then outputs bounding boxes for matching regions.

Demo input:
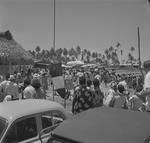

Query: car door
[39,110,65,143]
[3,115,41,143]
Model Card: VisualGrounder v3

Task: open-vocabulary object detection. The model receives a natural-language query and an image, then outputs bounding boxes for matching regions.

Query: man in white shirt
[104,81,117,107]
[23,78,36,99]
[0,73,9,102]
[137,60,150,112]
[144,70,150,91]
[5,75,19,100]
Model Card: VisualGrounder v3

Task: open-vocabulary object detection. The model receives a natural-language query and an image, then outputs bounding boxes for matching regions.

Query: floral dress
[72,86,94,114]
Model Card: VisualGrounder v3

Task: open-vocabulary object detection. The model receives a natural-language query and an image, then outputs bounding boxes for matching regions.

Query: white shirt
[5,81,19,99]
[0,80,8,93]
[23,85,36,99]
[104,89,115,107]
[144,71,150,90]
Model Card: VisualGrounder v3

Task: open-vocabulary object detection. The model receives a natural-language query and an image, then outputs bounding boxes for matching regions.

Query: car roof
[0,99,67,122]
[52,107,150,143]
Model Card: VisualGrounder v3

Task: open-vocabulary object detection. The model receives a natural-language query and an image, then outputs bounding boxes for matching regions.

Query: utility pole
[137,27,141,69]
[52,0,56,101]
[53,0,56,50]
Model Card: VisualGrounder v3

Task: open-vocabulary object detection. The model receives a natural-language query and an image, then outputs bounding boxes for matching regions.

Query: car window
[4,124,17,143]
[16,117,37,142]
[40,111,65,136]
[41,111,64,130]
[0,117,8,139]
[52,111,64,125]
[4,116,37,143]
[41,112,53,129]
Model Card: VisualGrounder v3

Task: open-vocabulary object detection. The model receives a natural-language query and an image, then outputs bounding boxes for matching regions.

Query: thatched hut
[0,30,33,65]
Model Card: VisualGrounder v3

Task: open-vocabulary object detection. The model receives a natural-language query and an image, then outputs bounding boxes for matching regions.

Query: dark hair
[143,60,150,69]
[24,78,31,86]
[87,79,92,87]
[79,76,86,85]
[93,78,100,88]
[5,73,10,80]
[118,84,125,93]
[31,79,41,90]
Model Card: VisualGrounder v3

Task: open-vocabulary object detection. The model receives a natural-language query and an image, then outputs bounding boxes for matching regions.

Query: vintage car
[47,107,150,143]
[0,99,70,143]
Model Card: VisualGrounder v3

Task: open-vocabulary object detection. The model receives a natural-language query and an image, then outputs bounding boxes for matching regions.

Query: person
[129,95,144,112]
[104,81,117,107]
[5,75,19,100]
[118,77,128,91]
[72,76,94,114]
[111,84,128,109]
[138,60,150,112]
[3,95,12,102]
[86,79,92,90]
[40,72,48,95]
[31,78,46,99]
[23,78,36,99]
[92,78,104,107]
[0,73,10,102]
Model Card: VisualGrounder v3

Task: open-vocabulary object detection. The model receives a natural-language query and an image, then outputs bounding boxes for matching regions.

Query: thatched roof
[0,30,33,65]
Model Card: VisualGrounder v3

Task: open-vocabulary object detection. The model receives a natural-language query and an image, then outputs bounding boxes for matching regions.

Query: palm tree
[49,48,56,59]
[69,47,76,58]
[63,48,68,57]
[130,46,135,53]
[116,42,121,48]
[56,48,63,62]
[41,49,46,60]
[81,49,87,62]
[87,51,91,57]
[63,48,68,63]
[112,52,120,65]
[120,49,123,64]
[109,46,114,54]
[92,52,97,59]
[35,46,41,59]
[130,46,135,64]
[128,53,134,65]
[104,49,111,64]
[76,45,81,60]
[28,50,35,58]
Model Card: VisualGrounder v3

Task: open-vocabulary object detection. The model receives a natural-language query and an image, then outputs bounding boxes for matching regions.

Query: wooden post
[137,27,144,79]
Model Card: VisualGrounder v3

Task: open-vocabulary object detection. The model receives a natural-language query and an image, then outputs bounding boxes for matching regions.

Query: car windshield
[0,117,8,139]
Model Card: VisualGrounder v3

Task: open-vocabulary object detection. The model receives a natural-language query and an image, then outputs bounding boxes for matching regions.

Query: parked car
[47,107,150,143]
[0,99,70,143]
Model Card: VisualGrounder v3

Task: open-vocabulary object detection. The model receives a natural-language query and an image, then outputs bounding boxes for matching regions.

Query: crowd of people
[0,62,150,115]
[0,68,50,102]
[64,64,149,114]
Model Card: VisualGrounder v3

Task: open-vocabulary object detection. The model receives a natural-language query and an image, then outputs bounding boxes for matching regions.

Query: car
[0,99,71,143]
[48,107,150,143]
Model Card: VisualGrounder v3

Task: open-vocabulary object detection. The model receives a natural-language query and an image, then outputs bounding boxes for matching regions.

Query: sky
[0,0,150,62]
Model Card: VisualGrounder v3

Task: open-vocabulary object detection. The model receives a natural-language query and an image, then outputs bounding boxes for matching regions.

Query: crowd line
[0,64,150,115]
